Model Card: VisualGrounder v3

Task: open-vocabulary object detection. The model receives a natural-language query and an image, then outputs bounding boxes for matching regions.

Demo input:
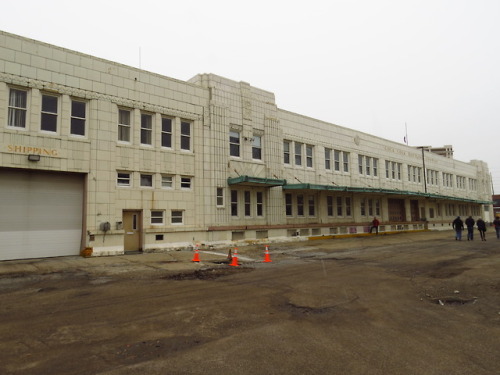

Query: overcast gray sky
[3,0,499,193]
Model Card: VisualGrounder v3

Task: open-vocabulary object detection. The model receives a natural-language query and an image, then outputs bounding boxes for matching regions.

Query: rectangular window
[180,121,191,150]
[216,188,224,207]
[325,148,331,170]
[244,191,251,216]
[360,199,366,216]
[118,109,131,142]
[41,94,58,132]
[337,197,343,216]
[256,192,263,216]
[70,100,86,136]
[297,194,304,216]
[151,210,164,225]
[333,150,340,171]
[252,135,262,160]
[308,195,315,216]
[385,160,390,179]
[161,175,173,189]
[283,141,291,164]
[306,145,313,168]
[373,158,378,177]
[140,174,153,187]
[343,152,349,172]
[358,155,364,174]
[365,156,371,176]
[295,143,303,166]
[180,177,192,189]
[117,172,131,187]
[327,196,334,216]
[345,197,352,216]
[141,113,153,145]
[230,131,240,157]
[375,199,381,216]
[8,88,27,128]
[231,190,238,216]
[368,199,374,216]
[285,193,293,216]
[391,162,396,179]
[161,117,172,148]
[171,210,183,224]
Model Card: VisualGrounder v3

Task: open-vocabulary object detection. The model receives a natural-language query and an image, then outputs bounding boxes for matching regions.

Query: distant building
[493,195,500,217]
[0,31,494,260]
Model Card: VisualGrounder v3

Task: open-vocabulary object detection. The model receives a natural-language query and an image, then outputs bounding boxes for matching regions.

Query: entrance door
[123,210,141,252]
[410,200,420,221]
[388,199,406,222]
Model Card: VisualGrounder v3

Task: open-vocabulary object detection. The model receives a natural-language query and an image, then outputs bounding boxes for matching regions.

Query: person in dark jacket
[493,216,500,239]
[452,216,464,240]
[465,216,475,241]
[476,218,487,241]
[370,217,380,235]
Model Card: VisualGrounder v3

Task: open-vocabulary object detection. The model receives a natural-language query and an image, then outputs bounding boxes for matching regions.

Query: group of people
[452,215,500,241]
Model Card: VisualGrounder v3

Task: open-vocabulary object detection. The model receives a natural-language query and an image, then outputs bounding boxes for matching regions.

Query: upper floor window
[216,187,224,207]
[295,142,303,166]
[41,94,58,132]
[161,117,172,148]
[118,109,131,142]
[180,177,192,189]
[161,175,173,189]
[140,174,153,187]
[117,172,131,187]
[70,100,86,136]
[151,210,164,225]
[342,152,350,172]
[8,88,27,128]
[252,135,262,160]
[180,121,191,150]
[230,130,240,157]
[141,113,153,145]
[306,145,313,168]
[283,141,291,164]
[325,148,331,170]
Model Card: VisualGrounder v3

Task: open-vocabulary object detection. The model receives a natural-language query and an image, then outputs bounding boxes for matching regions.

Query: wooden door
[123,210,141,252]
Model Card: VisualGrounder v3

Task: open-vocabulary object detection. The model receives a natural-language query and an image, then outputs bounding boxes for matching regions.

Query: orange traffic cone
[263,245,272,263]
[229,247,239,267]
[192,245,201,262]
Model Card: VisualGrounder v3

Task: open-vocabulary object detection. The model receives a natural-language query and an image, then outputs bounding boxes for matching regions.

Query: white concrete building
[0,31,493,260]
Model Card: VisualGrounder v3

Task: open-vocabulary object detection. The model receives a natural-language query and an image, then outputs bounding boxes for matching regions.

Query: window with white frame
[70,100,86,136]
[285,193,293,216]
[297,194,304,216]
[41,94,58,132]
[306,145,313,168]
[161,175,173,189]
[161,117,172,148]
[231,190,238,216]
[244,191,251,216]
[180,121,191,151]
[334,150,341,171]
[327,195,334,216]
[141,113,153,145]
[230,130,240,157]
[360,198,366,216]
[8,88,27,128]
[252,135,262,160]
[283,141,291,164]
[216,188,224,207]
[256,192,263,216]
[295,142,303,166]
[118,109,131,142]
[325,148,331,170]
[343,152,350,172]
[180,177,192,189]
[117,172,131,187]
[308,195,315,216]
[336,197,343,216]
[151,210,164,225]
[171,210,183,224]
[140,174,153,187]
[358,155,364,174]
[345,197,352,216]
[373,158,378,176]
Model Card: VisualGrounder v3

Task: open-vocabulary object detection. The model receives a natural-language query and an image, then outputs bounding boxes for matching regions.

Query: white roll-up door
[0,169,84,260]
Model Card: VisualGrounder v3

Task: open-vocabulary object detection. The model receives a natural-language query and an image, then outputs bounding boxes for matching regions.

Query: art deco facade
[0,31,493,260]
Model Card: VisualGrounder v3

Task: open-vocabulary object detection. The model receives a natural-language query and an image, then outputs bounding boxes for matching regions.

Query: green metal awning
[227,175,287,187]
[282,183,491,205]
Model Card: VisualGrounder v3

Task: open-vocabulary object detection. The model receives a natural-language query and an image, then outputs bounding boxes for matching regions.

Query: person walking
[477,218,487,241]
[452,216,464,240]
[493,215,500,239]
[465,216,475,241]
[370,217,380,235]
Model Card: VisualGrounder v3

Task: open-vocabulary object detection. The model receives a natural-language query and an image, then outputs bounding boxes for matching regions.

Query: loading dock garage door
[0,169,84,261]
